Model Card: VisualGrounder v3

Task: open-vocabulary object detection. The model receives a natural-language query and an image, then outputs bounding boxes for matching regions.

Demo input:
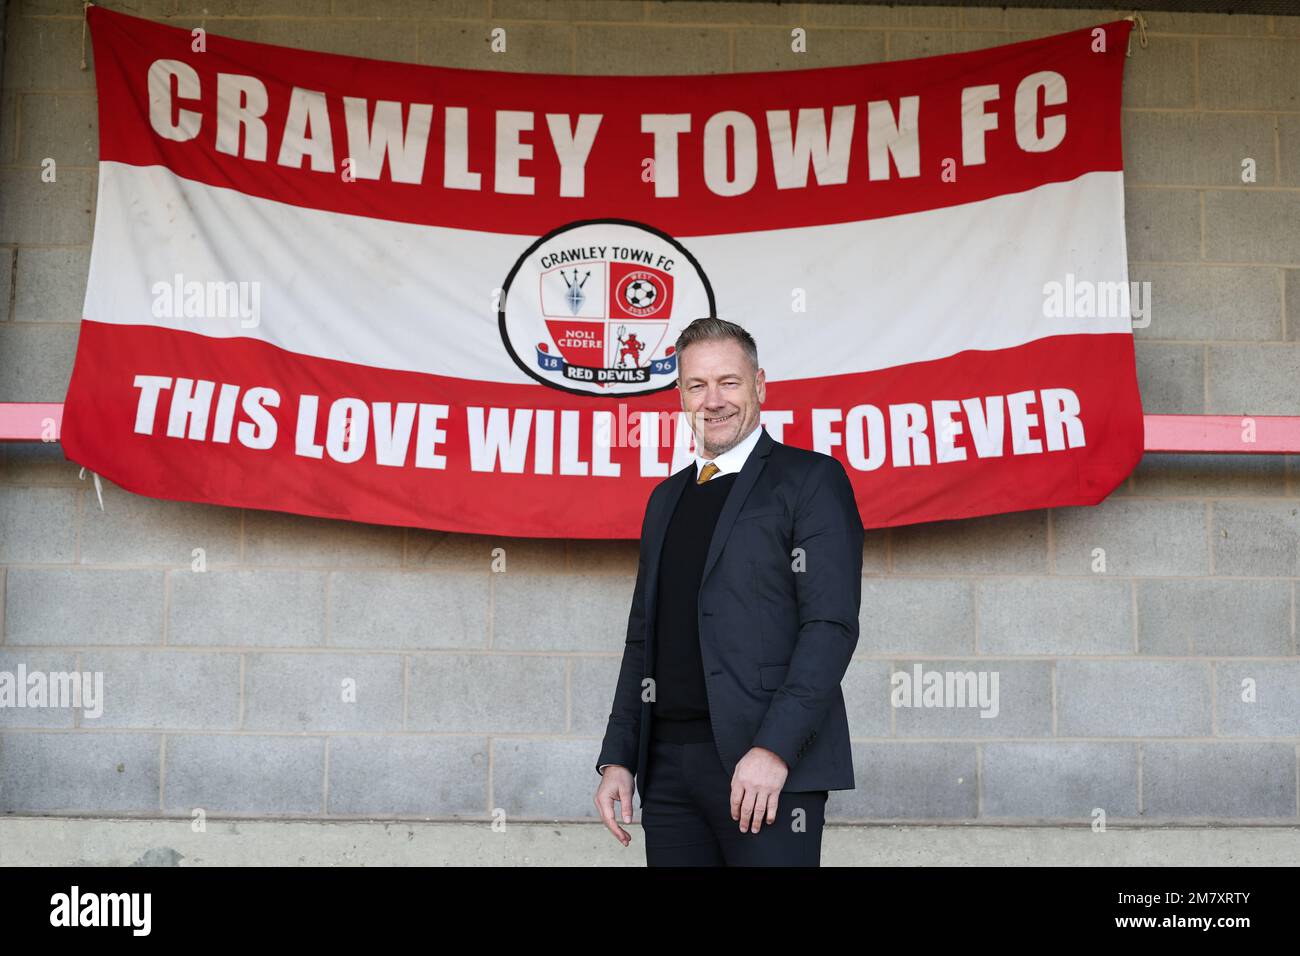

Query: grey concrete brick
[491,737,604,819]
[0,649,78,728]
[1123,37,1197,109]
[1142,742,1296,818]
[327,734,487,816]
[863,530,887,573]
[0,93,16,165]
[1280,115,1300,188]
[1052,500,1209,576]
[1,441,83,484]
[20,0,171,12]
[1129,264,1282,342]
[1,16,95,91]
[407,653,566,733]
[957,7,1009,29]
[168,569,327,647]
[421,20,573,71]
[1213,500,1300,576]
[163,734,324,814]
[1215,662,1300,736]
[79,650,241,729]
[491,0,643,20]
[565,538,637,575]
[0,487,77,562]
[890,510,1048,574]
[79,483,241,566]
[4,569,165,646]
[1133,342,1205,414]
[1057,661,1212,736]
[1207,345,1300,415]
[12,246,91,322]
[829,742,977,819]
[328,570,489,649]
[1137,579,1291,656]
[572,24,729,74]
[0,246,12,320]
[734,28,886,71]
[1198,37,1300,111]
[983,742,1139,819]
[1205,191,1300,265]
[160,17,262,45]
[17,93,96,167]
[406,530,562,572]
[254,18,420,63]
[649,0,806,25]
[1130,453,1289,498]
[171,0,331,15]
[244,652,404,732]
[1289,269,1300,339]
[841,657,894,737]
[569,654,621,736]
[0,731,160,812]
[242,511,402,567]
[1124,187,1201,263]
[891,660,1052,738]
[887,30,1038,60]
[492,573,633,652]
[0,322,78,401]
[858,578,975,655]
[1141,12,1272,36]
[977,578,1133,655]
[0,169,94,245]
[806,3,965,28]
[1004,8,1138,33]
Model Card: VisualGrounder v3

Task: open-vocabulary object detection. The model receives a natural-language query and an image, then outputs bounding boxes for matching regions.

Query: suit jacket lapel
[701,425,774,585]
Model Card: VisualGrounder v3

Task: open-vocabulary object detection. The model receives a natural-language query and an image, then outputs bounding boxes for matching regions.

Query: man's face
[677,337,765,459]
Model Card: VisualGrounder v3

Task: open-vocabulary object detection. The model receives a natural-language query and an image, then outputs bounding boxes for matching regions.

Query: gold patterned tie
[697,462,720,484]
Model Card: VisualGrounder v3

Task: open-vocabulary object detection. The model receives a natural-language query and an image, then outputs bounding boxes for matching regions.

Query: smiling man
[594,317,865,866]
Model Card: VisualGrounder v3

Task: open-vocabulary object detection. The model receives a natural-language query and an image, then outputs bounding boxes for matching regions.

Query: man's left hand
[730,746,789,833]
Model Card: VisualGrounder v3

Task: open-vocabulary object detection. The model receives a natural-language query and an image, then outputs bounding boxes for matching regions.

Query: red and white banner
[63,7,1142,537]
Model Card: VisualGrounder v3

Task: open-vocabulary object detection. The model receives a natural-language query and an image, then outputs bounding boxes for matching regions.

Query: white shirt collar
[695,422,763,478]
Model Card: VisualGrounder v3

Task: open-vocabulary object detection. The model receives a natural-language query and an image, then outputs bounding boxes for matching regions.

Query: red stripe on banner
[59,321,1143,537]
[88,6,1130,237]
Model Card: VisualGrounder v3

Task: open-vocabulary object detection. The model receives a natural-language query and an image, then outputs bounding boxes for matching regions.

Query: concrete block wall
[0,0,1298,830]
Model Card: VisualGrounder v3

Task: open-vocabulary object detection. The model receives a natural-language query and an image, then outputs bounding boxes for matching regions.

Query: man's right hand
[594,765,636,846]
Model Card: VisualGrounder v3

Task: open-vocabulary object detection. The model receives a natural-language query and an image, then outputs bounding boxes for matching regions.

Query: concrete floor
[1,817,1297,866]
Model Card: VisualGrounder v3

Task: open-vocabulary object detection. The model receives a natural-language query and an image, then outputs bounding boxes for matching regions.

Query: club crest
[499,220,716,397]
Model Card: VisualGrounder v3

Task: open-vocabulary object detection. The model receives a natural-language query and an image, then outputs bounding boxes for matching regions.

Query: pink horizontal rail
[1,403,64,442]
[1,404,1298,453]
[1142,414,1300,454]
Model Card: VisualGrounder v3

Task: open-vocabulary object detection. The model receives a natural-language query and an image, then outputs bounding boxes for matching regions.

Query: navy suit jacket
[596,424,865,800]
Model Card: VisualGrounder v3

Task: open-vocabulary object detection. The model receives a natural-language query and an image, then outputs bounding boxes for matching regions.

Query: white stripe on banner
[85,161,1130,384]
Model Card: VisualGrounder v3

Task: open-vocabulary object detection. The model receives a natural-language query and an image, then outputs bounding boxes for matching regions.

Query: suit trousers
[640,725,829,866]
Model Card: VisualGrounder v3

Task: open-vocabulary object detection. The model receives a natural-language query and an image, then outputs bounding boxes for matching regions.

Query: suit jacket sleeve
[750,455,864,770]
[594,495,653,777]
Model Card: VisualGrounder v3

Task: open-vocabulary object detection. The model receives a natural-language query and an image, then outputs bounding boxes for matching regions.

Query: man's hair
[674,318,759,371]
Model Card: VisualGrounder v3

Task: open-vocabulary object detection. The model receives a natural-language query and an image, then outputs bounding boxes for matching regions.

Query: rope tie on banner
[81,2,94,71]
[79,466,104,511]
[1124,12,1149,57]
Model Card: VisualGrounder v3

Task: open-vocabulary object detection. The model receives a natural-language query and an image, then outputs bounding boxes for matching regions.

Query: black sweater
[651,470,739,730]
